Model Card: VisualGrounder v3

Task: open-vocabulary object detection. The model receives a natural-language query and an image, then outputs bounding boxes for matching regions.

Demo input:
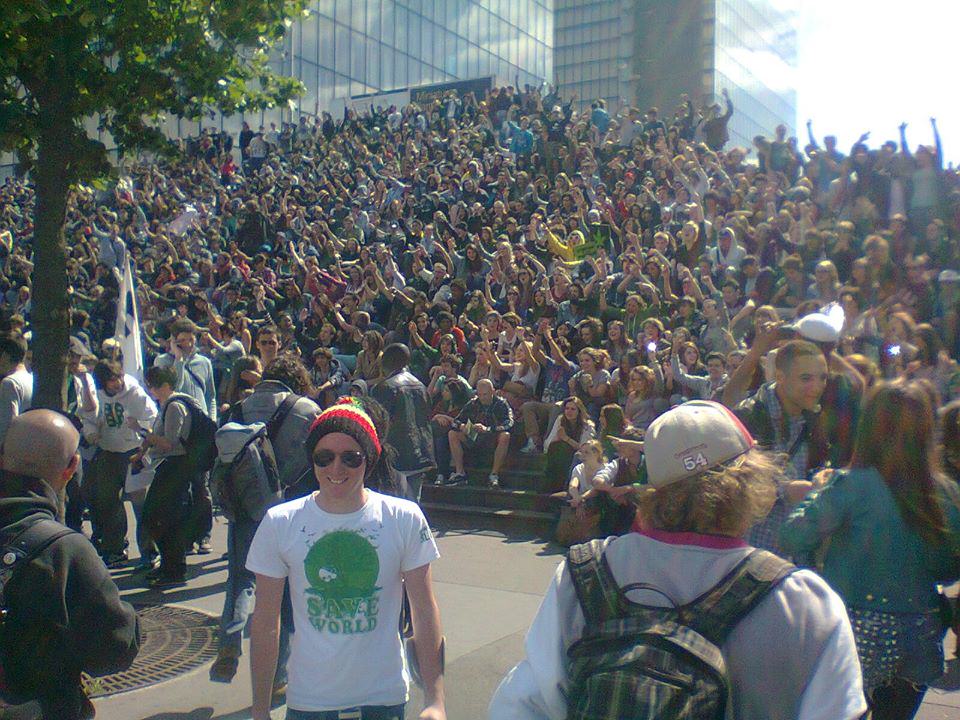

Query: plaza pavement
[92,509,960,719]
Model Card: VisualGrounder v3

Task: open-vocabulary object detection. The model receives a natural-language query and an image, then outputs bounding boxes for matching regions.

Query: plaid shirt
[738,382,811,556]
[762,383,809,480]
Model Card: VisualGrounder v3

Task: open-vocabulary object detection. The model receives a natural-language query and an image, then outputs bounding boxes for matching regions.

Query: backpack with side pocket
[0,517,77,718]
[564,539,795,720]
[210,394,299,522]
[164,395,218,474]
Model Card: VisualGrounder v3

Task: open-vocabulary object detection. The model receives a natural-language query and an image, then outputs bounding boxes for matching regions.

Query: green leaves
[1,0,307,184]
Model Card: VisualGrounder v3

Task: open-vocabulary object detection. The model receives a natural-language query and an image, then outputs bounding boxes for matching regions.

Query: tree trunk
[30,120,72,410]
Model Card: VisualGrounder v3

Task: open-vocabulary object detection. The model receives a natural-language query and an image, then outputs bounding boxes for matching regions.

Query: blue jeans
[432,421,451,476]
[285,705,405,720]
[219,516,291,677]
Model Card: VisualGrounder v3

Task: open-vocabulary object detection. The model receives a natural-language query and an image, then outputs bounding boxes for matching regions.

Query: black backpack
[0,517,77,717]
[164,396,218,473]
[565,540,794,720]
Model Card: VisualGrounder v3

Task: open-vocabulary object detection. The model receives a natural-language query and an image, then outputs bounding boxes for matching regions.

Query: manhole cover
[84,604,219,697]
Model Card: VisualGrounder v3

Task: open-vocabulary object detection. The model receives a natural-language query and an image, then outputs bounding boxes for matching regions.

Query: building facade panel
[554,0,797,150]
[713,0,797,148]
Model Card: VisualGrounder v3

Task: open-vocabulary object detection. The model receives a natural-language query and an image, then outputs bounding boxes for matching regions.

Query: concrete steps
[422,452,566,537]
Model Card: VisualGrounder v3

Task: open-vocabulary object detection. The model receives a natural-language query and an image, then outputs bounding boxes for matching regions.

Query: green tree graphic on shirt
[303,530,381,634]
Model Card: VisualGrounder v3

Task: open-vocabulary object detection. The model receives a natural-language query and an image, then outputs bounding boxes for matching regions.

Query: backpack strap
[264,393,300,442]
[0,518,76,609]
[163,396,194,446]
[183,364,206,395]
[163,395,190,421]
[684,549,796,646]
[566,540,625,626]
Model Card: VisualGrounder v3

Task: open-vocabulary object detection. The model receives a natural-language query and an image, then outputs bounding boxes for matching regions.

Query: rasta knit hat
[305,397,382,473]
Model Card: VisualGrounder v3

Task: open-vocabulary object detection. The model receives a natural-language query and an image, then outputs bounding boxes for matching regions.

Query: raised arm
[721,88,733,120]
[530,332,549,367]
[806,119,819,150]
[899,122,910,156]
[932,117,943,169]
[721,320,778,407]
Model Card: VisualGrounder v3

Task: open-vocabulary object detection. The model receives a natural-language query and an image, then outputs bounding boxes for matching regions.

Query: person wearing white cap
[732,338,863,555]
[489,400,866,720]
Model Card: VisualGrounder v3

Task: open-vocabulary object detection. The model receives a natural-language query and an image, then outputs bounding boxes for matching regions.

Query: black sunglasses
[312,449,365,469]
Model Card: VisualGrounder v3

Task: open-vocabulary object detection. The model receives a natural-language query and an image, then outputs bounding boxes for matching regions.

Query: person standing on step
[371,343,435,502]
[446,378,513,487]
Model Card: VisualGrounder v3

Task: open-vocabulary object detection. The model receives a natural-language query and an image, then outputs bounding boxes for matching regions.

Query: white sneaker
[520,438,539,454]
[488,473,500,487]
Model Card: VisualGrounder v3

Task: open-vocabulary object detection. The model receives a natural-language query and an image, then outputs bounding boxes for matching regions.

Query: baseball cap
[644,401,755,488]
[939,269,960,284]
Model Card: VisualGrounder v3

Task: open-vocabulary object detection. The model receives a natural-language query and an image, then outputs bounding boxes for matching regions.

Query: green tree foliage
[0,0,304,409]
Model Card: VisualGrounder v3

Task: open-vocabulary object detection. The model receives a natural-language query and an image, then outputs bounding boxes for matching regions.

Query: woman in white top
[542,397,595,493]
[555,439,608,546]
[567,439,605,511]
[490,340,541,411]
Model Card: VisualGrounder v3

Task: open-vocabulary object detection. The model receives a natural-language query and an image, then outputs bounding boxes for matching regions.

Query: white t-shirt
[246,490,440,711]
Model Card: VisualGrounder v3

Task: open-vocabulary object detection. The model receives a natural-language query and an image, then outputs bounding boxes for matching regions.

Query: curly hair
[262,353,314,396]
[636,449,781,537]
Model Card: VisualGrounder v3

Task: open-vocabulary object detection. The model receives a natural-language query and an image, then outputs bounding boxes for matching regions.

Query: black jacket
[371,369,435,474]
[0,473,139,719]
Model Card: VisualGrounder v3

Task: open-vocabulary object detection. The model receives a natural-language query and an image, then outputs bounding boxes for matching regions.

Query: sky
[796,1,960,164]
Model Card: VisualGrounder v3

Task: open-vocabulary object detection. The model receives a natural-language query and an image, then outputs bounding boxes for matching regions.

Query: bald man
[447,378,514,487]
[0,410,139,719]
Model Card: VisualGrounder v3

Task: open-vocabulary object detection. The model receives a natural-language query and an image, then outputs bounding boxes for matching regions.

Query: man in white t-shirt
[0,333,32,447]
[247,397,446,720]
[490,401,866,720]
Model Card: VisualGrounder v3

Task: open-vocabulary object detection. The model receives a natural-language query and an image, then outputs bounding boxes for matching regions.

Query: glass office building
[555,0,797,149]
[221,0,554,139]
[554,0,629,112]
[712,0,797,148]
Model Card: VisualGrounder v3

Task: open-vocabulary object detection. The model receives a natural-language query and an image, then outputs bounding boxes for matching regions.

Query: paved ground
[91,508,960,719]
[93,513,563,720]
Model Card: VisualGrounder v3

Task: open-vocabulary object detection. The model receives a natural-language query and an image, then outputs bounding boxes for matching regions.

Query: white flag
[167,204,199,236]
[115,255,144,383]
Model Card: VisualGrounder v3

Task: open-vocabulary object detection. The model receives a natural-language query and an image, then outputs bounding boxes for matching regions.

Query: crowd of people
[2,78,960,719]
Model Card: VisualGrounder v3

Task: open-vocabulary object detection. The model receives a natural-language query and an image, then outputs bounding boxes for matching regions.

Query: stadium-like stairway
[421,453,565,537]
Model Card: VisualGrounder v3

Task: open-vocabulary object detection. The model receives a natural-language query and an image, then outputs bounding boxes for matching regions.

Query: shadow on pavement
[140,709,214,720]
[141,707,259,720]
[118,581,228,606]
[535,543,565,557]
[112,555,228,592]
[931,658,960,691]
